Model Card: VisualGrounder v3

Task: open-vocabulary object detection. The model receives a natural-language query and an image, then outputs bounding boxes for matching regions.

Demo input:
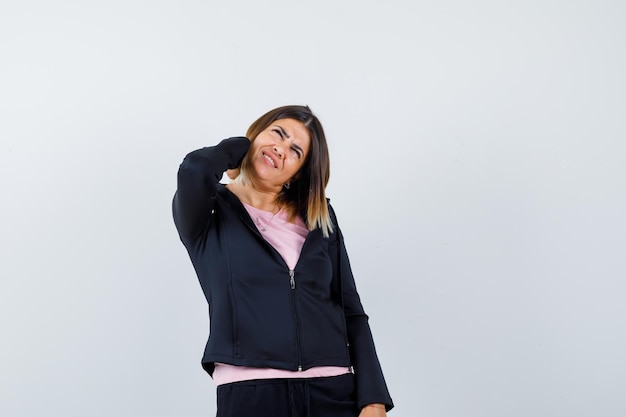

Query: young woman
[173,105,393,416]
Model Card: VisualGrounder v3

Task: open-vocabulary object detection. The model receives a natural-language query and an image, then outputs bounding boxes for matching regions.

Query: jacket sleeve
[172,137,250,240]
[329,205,394,412]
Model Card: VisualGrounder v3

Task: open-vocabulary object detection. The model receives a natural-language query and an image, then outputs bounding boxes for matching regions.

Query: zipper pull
[289,270,295,289]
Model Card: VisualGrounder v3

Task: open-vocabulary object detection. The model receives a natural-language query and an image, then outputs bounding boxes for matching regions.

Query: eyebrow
[274,125,290,139]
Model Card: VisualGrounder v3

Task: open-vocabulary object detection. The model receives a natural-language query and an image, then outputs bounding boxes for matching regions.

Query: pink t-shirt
[212,203,351,385]
[244,203,307,270]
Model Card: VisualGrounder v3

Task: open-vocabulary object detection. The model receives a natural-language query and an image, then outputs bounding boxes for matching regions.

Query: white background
[1,1,625,416]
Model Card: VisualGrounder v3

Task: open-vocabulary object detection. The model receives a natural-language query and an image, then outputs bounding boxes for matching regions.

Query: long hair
[237,105,333,237]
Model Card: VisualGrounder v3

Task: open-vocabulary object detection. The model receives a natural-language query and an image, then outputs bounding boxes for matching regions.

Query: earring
[284,181,290,190]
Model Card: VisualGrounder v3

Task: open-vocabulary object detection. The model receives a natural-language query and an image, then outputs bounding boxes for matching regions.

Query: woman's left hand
[358,404,387,417]
[226,167,240,179]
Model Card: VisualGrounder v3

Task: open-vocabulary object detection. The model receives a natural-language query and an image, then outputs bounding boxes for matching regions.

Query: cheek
[289,160,305,176]
[249,139,264,153]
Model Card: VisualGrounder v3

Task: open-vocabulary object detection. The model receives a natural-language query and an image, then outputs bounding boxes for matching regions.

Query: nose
[273,144,284,159]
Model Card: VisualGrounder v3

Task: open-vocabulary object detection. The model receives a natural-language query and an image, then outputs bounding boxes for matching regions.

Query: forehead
[273,118,311,146]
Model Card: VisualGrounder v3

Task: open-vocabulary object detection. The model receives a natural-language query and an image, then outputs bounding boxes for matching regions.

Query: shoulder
[325,199,341,243]
[326,197,340,223]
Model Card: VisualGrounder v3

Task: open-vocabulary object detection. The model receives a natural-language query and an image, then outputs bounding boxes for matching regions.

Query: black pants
[215,373,359,417]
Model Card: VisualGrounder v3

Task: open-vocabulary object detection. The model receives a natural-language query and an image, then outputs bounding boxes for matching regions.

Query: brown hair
[237,105,333,237]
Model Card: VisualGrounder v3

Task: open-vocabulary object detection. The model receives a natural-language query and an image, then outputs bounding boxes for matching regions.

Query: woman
[173,105,393,416]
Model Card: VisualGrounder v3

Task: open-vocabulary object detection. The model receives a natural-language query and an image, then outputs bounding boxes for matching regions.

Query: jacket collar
[215,183,259,230]
[215,183,322,241]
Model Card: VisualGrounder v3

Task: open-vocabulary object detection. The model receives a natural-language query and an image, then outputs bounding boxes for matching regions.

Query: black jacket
[173,137,393,410]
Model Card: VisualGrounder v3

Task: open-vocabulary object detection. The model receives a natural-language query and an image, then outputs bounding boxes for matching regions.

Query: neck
[228,182,280,213]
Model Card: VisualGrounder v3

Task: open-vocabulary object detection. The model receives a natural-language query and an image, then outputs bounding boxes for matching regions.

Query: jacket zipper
[289,269,303,371]
[233,202,309,372]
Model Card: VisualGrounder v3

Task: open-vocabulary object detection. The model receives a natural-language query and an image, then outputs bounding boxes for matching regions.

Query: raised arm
[172,137,250,240]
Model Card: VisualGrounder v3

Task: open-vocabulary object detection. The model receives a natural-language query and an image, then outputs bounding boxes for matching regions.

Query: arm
[172,137,250,240]
[329,206,394,412]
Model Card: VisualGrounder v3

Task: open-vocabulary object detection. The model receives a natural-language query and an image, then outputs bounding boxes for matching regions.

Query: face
[248,118,311,189]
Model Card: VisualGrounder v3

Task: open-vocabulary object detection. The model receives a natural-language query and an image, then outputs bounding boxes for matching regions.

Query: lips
[262,152,278,168]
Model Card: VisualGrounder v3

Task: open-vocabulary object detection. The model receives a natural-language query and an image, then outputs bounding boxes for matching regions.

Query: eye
[291,146,303,159]
[272,128,284,139]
